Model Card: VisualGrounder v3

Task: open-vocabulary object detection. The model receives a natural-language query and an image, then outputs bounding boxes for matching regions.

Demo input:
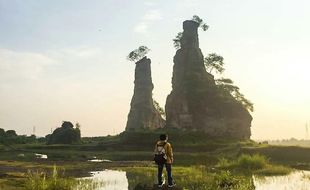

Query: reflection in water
[253,171,310,190]
[88,159,112,163]
[83,170,128,190]
[35,153,48,159]
[81,169,310,190]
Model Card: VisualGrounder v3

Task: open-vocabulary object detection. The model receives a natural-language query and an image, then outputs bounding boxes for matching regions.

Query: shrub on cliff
[173,15,209,49]
[205,53,254,112]
[127,46,150,62]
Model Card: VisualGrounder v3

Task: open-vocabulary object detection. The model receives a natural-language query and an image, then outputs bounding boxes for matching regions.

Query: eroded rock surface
[165,20,252,139]
[126,57,165,131]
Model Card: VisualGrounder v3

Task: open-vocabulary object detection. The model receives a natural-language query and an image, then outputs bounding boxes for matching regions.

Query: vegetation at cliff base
[204,53,254,112]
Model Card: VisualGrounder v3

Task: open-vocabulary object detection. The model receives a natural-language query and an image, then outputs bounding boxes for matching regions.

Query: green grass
[255,164,293,176]
[24,165,98,190]
[216,154,292,175]
[121,166,255,190]
[237,154,267,170]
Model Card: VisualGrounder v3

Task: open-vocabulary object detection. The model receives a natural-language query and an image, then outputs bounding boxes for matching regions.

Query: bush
[48,121,81,145]
[236,154,268,170]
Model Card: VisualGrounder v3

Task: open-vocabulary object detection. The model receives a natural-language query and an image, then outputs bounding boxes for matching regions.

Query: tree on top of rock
[192,15,209,31]
[127,46,150,62]
[173,15,209,49]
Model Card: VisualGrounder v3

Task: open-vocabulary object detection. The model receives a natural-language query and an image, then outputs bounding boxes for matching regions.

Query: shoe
[158,183,164,187]
[168,183,176,188]
[158,177,165,187]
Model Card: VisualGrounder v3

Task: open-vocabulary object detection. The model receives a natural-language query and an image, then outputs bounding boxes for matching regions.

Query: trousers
[158,163,173,185]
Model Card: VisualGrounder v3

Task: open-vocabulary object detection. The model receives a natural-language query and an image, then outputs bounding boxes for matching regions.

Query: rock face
[165,20,252,139]
[126,57,165,131]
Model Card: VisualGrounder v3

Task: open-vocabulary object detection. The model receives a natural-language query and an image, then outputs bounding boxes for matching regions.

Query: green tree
[192,15,209,31]
[173,15,209,50]
[5,130,17,137]
[204,53,225,74]
[173,32,183,50]
[216,78,254,112]
[205,53,254,112]
[47,121,81,144]
[0,128,5,137]
[127,46,150,62]
[153,100,165,118]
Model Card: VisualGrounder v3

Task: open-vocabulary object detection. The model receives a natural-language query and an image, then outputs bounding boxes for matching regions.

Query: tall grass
[216,154,292,175]
[236,154,268,170]
[24,165,97,190]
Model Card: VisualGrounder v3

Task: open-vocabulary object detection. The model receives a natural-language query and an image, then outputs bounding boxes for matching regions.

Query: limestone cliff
[126,57,165,131]
[165,20,252,139]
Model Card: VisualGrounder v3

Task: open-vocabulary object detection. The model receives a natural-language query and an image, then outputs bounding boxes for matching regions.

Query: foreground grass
[216,154,292,176]
[0,166,101,190]
[120,166,254,190]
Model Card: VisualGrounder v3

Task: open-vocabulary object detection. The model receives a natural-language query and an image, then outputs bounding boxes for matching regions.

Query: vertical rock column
[125,57,165,131]
[165,20,252,139]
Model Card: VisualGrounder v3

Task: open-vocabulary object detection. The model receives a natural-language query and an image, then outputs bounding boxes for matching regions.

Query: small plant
[127,46,150,62]
[216,157,231,168]
[173,15,209,50]
[192,15,209,31]
[173,32,183,50]
[214,171,255,190]
[153,100,165,118]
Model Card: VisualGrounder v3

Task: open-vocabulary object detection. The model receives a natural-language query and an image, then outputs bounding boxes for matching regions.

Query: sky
[0,0,310,140]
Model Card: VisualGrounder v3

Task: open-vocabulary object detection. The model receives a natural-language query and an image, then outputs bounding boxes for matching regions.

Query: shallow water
[88,159,112,163]
[34,153,48,159]
[253,171,310,190]
[81,169,310,190]
[82,170,128,190]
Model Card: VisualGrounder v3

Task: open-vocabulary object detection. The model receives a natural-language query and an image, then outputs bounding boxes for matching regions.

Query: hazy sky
[1,0,310,139]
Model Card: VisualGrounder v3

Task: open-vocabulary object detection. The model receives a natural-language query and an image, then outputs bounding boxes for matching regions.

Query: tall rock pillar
[126,57,165,131]
[165,20,252,139]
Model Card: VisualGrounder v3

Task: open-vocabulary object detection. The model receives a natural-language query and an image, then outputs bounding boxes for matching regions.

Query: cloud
[143,10,162,21]
[0,49,54,81]
[133,9,163,34]
[144,1,156,7]
[134,22,148,33]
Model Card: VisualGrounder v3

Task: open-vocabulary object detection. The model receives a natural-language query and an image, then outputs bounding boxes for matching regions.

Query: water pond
[79,169,310,190]
[253,170,310,190]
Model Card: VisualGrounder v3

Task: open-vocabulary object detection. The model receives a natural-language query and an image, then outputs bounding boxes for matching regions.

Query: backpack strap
[157,142,167,153]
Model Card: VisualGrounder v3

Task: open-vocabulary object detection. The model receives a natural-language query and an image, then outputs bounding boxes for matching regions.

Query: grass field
[1,131,310,189]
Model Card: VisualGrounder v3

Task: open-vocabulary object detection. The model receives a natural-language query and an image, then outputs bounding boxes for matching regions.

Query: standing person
[154,134,176,188]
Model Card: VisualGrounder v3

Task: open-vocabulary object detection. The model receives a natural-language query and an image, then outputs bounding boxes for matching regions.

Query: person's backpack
[154,142,167,165]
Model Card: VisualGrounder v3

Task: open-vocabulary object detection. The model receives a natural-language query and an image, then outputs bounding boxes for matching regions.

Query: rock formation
[126,57,165,131]
[165,20,252,139]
